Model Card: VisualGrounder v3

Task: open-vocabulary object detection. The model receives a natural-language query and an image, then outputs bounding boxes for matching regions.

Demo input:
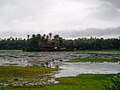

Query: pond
[55,62,120,78]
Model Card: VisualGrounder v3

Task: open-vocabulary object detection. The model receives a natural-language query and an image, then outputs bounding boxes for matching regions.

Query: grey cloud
[57,27,120,38]
[0,27,119,39]
[94,6,120,21]
[0,27,120,39]
[0,0,10,6]
[0,30,37,39]
[95,0,120,20]
[0,0,120,39]
[0,0,54,19]
[0,0,56,31]
[101,0,120,8]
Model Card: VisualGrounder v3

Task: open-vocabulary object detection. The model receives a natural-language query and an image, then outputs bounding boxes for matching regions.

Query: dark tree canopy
[0,33,120,51]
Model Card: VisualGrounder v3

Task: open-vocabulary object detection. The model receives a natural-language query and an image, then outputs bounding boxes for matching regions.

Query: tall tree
[49,33,52,40]
[27,35,30,40]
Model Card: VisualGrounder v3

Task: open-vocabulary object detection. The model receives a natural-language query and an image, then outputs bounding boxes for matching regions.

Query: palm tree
[42,34,46,42]
[37,34,41,41]
[49,33,52,40]
[46,35,49,42]
[27,35,30,40]
[54,34,59,40]
[37,34,41,39]
[32,34,36,38]
[53,34,59,45]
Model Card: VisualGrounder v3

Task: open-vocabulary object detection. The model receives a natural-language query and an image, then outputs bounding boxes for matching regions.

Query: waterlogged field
[0,50,120,90]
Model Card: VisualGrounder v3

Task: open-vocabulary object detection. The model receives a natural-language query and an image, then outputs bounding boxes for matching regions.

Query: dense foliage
[0,33,120,51]
[0,37,26,50]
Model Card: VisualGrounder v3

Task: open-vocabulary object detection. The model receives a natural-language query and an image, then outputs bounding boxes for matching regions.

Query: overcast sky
[0,0,120,39]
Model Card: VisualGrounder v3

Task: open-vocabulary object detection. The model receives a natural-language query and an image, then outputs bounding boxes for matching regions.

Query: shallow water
[55,62,120,78]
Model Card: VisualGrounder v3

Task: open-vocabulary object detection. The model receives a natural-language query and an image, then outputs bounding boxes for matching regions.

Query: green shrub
[106,75,120,90]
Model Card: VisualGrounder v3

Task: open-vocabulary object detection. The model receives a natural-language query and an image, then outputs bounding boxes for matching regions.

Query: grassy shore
[0,66,58,88]
[0,50,119,53]
[78,50,120,52]
[0,50,22,53]
[4,74,120,90]
[67,57,120,62]
[0,66,58,76]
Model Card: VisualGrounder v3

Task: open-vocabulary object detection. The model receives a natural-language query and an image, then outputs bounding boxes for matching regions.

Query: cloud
[0,0,120,38]
[101,0,120,8]
[57,27,120,38]
[91,0,120,21]
[0,30,36,39]
[0,27,119,39]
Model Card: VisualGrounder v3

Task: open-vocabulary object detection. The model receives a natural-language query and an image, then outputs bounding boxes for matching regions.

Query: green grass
[4,74,120,90]
[77,50,120,52]
[0,50,120,53]
[0,50,22,53]
[105,75,120,90]
[67,57,120,62]
[0,66,58,87]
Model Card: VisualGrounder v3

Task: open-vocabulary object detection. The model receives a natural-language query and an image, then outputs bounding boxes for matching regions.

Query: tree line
[0,33,120,51]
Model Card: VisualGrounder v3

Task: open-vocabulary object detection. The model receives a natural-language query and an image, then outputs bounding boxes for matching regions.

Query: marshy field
[0,50,120,90]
